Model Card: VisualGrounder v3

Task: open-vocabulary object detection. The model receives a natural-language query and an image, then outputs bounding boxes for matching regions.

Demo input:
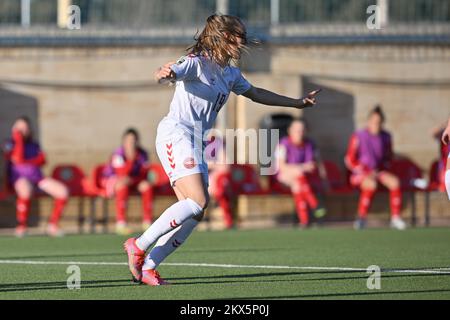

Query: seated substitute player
[441,117,450,199]
[345,106,406,230]
[123,14,321,286]
[2,116,69,237]
[431,122,449,192]
[205,134,235,229]
[275,118,326,228]
[102,128,153,235]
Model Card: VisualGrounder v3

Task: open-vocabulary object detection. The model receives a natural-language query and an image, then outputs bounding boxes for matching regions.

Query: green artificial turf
[0,227,449,300]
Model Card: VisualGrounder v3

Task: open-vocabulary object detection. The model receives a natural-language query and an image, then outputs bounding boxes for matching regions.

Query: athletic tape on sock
[185,198,203,216]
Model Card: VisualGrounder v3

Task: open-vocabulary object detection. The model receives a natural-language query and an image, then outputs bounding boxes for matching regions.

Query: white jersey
[165,54,252,136]
[155,54,251,186]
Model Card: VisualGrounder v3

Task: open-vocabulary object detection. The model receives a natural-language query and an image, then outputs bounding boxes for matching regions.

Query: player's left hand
[155,61,176,84]
[300,89,322,108]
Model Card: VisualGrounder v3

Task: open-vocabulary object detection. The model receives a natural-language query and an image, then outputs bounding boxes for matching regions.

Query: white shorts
[156,117,209,187]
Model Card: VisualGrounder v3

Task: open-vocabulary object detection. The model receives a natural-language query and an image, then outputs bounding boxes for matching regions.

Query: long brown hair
[187,14,248,67]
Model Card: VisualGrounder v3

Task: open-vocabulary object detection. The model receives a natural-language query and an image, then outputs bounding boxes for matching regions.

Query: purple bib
[356,129,391,170]
[279,136,315,164]
[103,146,148,178]
[4,139,44,185]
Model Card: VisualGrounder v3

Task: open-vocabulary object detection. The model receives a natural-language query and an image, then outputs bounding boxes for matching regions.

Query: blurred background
[0,0,449,232]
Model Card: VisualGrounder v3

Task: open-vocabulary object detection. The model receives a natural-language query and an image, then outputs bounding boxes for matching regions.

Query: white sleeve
[445,170,450,200]
[170,56,200,81]
[231,68,252,95]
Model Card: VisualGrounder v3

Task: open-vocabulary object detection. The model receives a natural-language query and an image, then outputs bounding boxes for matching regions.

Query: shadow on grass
[1,271,448,295]
[222,288,450,300]
[169,247,303,254]
[0,279,137,293]
[0,247,301,260]
[167,269,450,283]
[0,252,123,260]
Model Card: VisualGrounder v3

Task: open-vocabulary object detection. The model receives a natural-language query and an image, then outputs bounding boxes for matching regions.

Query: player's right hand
[442,121,450,145]
[300,89,322,108]
[12,128,23,142]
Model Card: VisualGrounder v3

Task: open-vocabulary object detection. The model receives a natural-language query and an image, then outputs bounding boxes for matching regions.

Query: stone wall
[1,42,450,227]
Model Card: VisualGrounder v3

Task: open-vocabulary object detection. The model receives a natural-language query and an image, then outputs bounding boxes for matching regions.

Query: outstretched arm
[242,86,321,109]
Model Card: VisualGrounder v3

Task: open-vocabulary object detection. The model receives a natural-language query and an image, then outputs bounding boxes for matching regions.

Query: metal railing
[1,0,449,27]
[0,0,448,47]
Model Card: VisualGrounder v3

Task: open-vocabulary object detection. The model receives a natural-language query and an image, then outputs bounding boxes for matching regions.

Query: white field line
[0,259,449,275]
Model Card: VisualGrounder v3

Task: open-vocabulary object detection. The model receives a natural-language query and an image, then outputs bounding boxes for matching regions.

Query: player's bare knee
[15,179,32,198]
[52,187,69,200]
[195,193,209,211]
[363,179,377,191]
[59,185,69,199]
[290,183,299,194]
[115,178,129,190]
[292,181,301,192]
[390,177,400,190]
[138,181,150,192]
[16,189,32,199]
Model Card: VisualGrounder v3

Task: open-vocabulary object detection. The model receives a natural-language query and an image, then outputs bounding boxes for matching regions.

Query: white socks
[445,170,450,200]
[143,218,199,270]
[135,198,203,251]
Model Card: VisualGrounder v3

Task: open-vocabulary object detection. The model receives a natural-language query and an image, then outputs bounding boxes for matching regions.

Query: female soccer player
[345,106,406,230]
[102,128,153,235]
[275,118,325,228]
[441,117,450,199]
[124,14,321,286]
[431,123,449,192]
[3,116,69,237]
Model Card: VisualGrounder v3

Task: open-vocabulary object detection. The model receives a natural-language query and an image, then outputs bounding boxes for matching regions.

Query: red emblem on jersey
[183,157,195,169]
